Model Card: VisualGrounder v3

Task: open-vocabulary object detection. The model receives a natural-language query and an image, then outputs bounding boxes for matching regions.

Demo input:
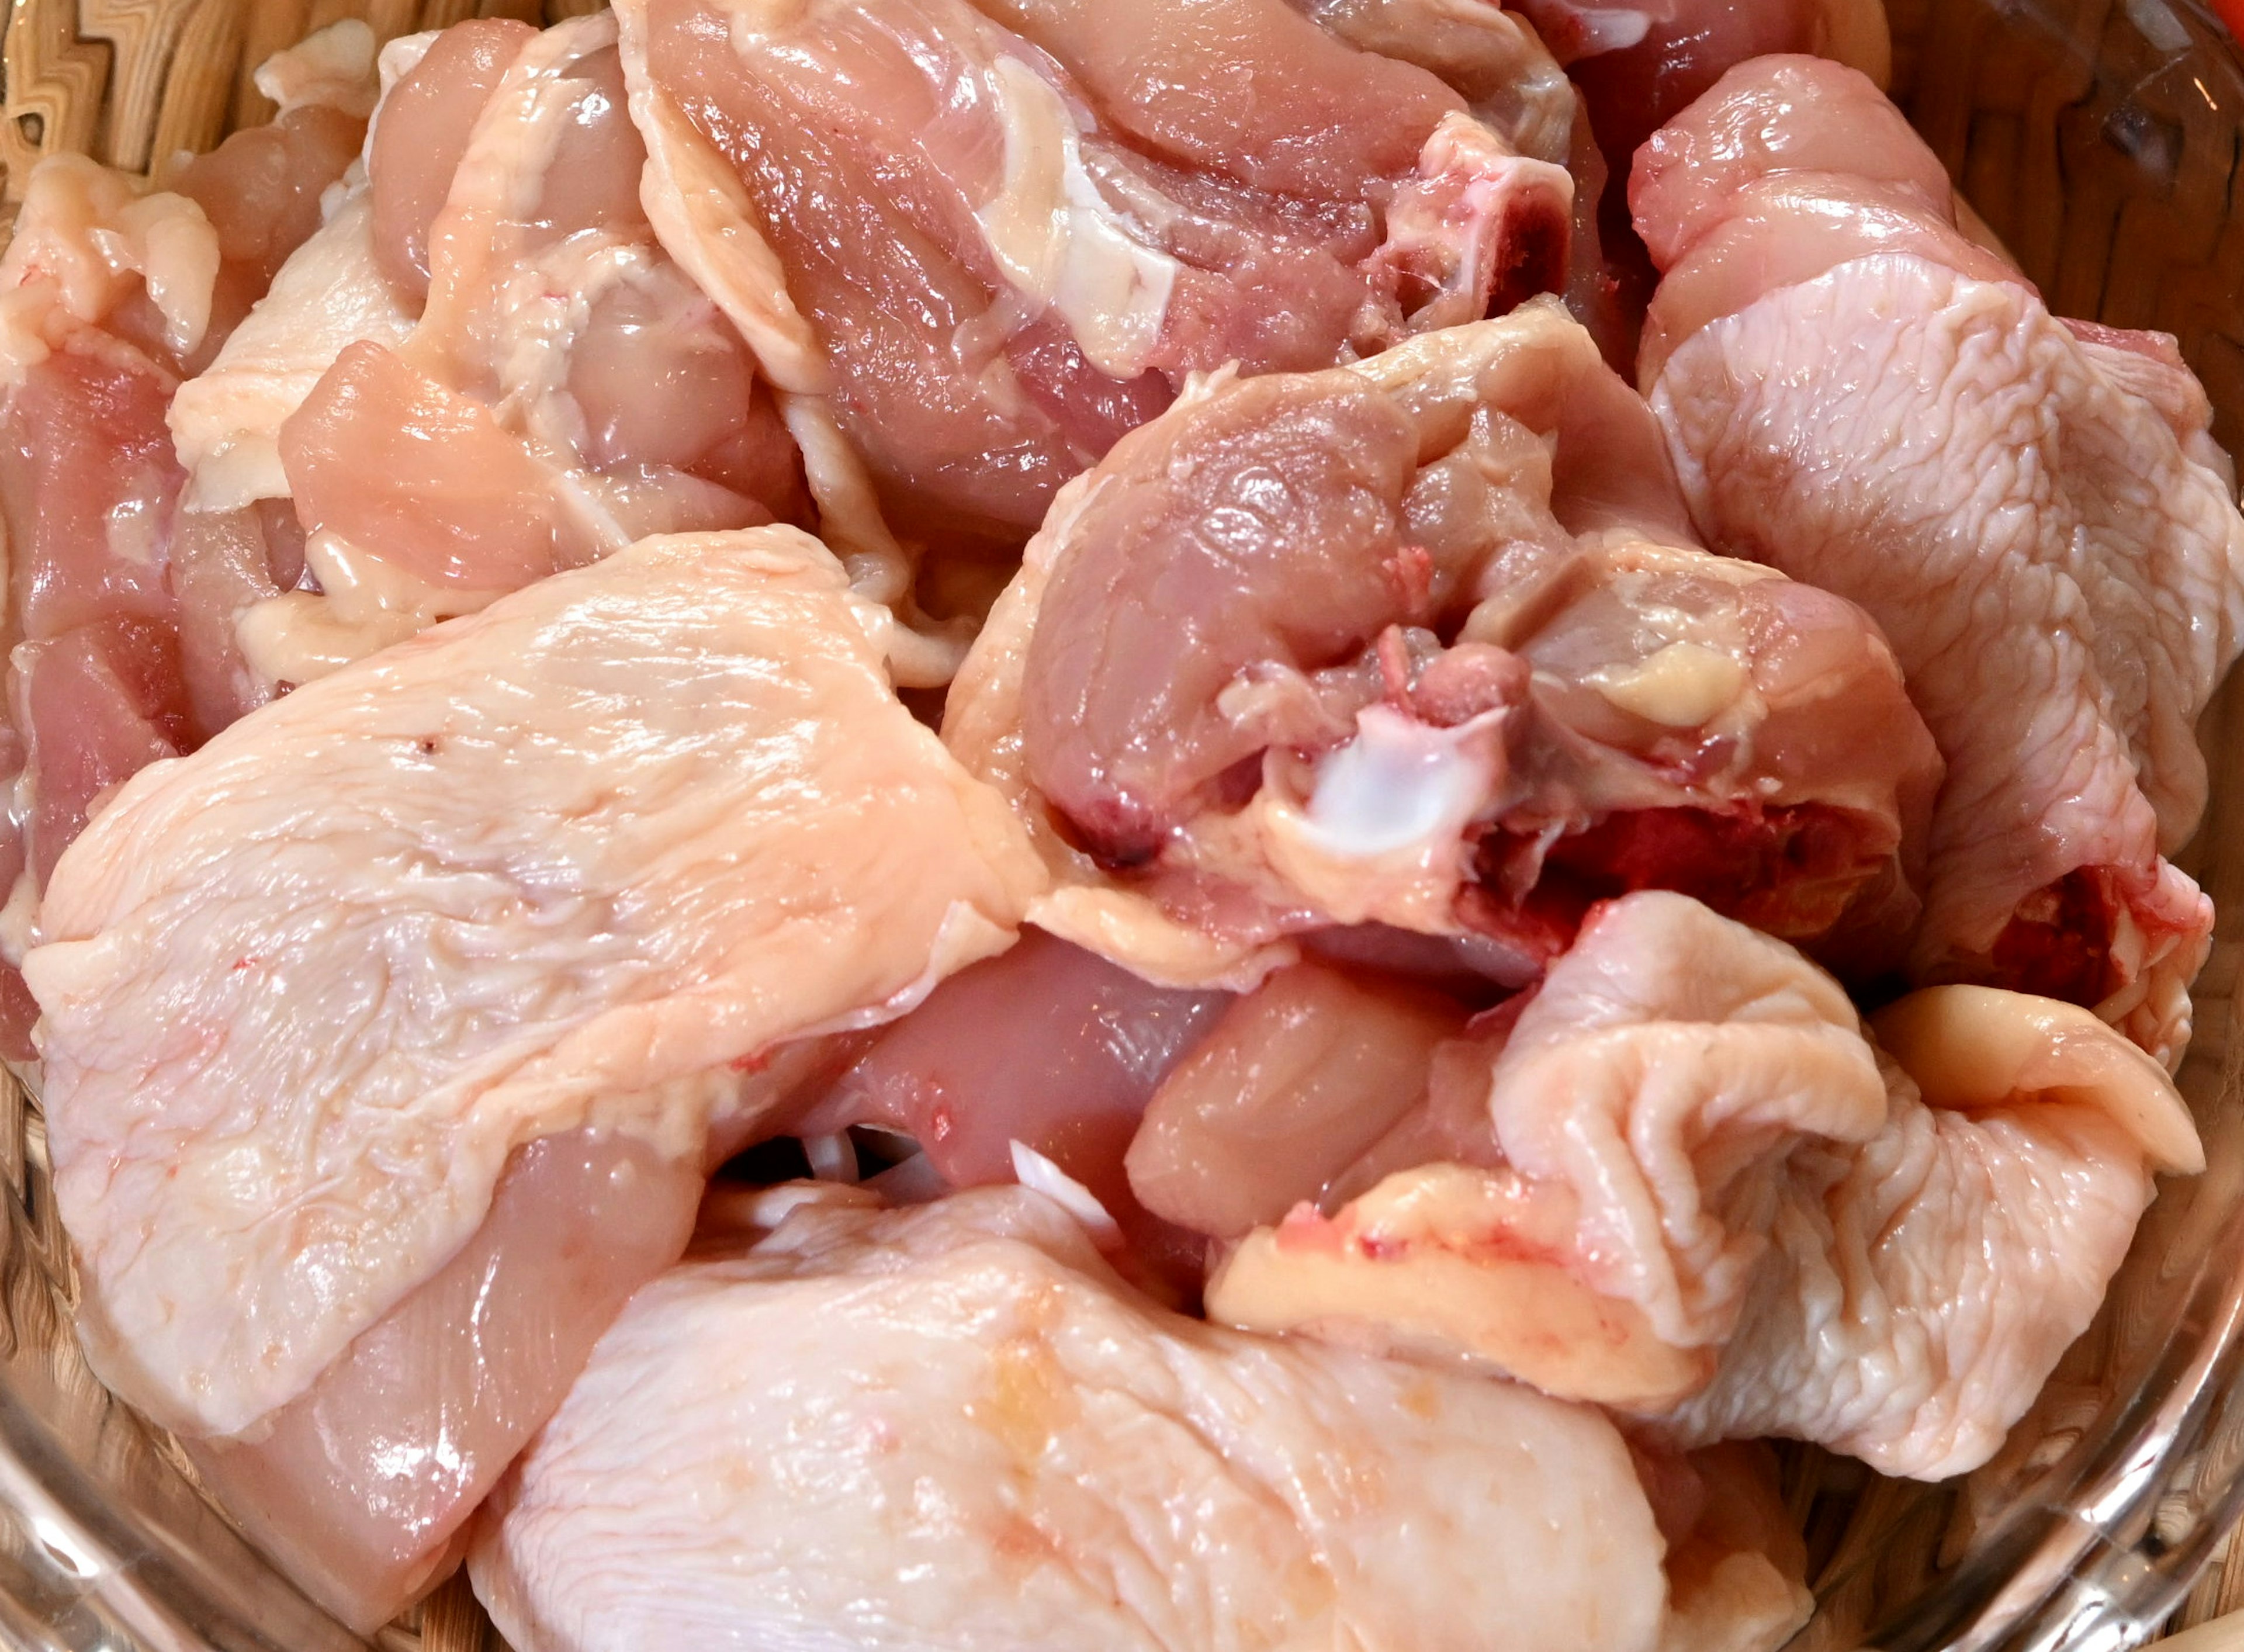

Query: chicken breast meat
[25,525,1043,1625]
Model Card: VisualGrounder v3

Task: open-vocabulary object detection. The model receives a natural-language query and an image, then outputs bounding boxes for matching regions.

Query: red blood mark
[1467,802,1886,956]
[1383,544,1436,614]
[1986,870,2115,1008]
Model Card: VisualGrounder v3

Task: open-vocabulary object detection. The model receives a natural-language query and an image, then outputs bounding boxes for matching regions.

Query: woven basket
[1,0,2242,1647]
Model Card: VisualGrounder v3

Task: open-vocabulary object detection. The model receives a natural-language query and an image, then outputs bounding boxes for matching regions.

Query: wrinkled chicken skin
[470,1185,1673,1652]
[1206,893,1888,1407]
[26,527,1042,1624]
[1636,56,2244,1061]
[1661,985,2199,1476]
[1200,893,2200,1478]
[947,300,1940,990]
[614,0,1573,557]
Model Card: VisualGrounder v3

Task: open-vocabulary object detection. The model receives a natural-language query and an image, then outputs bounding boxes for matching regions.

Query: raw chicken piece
[614,0,1574,555]
[164,28,374,355]
[946,300,1941,989]
[1649,1443,1814,1652]
[1659,985,2199,1476]
[1207,892,1889,1407]
[191,1130,701,1625]
[1127,962,1470,1240]
[168,188,414,513]
[469,1184,1673,1652]
[231,15,827,691]
[1637,57,2244,1061]
[26,527,1043,1625]
[367,19,539,304]
[792,927,1228,1269]
[1204,894,2201,1478]
[1302,0,1577,162]
[1525,0,1889,169]
[1510,0,1892,373]
[0,71,365,1051]
[1627,51,1949,273]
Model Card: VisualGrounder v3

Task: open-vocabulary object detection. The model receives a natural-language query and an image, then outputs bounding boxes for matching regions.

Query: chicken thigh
[1636,56,2244,1062]
[946,300,1941,989]
[25,525,1043,1624]
[613,0,1574,554]
[469,1183,1674,1652]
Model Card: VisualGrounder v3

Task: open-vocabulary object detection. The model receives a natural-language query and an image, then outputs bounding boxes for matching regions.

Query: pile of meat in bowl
[2,0,2236,1643]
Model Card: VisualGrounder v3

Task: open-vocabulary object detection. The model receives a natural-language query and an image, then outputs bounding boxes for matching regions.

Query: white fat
[1303,704,1501,858]
[235,531,505,686]
[172,186,414,511]
[1566,4,1654,52]
[1009,1140,1124,1251]
[1588,641,1748,728]
[254,19,380,119]
[376,30,440,98]
[103,495,162,568]
[975,57,1176,380]
[0,156,219,370]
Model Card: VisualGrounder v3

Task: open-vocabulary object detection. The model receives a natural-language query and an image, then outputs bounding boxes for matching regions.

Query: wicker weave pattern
[0,0,2240,1646]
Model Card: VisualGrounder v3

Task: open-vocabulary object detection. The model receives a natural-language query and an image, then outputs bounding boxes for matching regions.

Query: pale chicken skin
[1636,56,2244,1062]
[470,1184,1674,1652]
[1194,893,2199,1478]
[947,300,1941,990]
[613,0,1573,556]
[1660,985,2201,1476]
[25,527,1042,1625]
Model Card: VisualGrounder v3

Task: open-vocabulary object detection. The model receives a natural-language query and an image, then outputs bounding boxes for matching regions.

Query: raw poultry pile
[4,0,2239,1645]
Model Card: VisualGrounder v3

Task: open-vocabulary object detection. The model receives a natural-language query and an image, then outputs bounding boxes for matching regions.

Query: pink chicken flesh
[792,927,1230,1278]
[227,14,813,695]
[0,41,371,1054]
[1195,891,2200,1478]
[24,526,1042,1626]
[469,1183,1681,1652]
[1636,56,2244,1062]
[612,0,1574,550]
[947,300,1941,990]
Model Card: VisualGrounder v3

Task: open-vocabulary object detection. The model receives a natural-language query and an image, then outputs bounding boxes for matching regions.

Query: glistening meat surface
[469,1184,1675,1652]
[947,300,1941,989]
[1199,892,2199,1477]
[1637,56,2244,1062]
[26,526,1042,1625]
[250,13,822,691]
[0,33,372,1052]
[614,0,1573,552]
